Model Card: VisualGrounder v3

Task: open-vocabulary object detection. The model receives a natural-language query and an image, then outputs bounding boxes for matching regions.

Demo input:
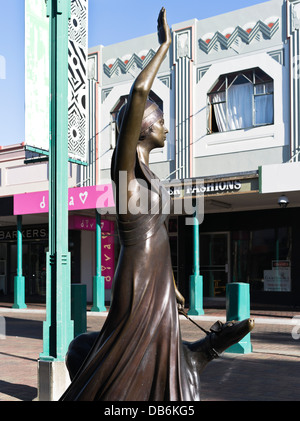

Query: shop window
[207,68,274,134]
[232,227,292,292]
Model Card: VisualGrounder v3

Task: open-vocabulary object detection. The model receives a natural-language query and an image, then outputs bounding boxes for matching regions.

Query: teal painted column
[91,211,106,312]
[71,284,87,336]
[226,282,252,354]
[40,0,73,362]
[13,215,27,309]
[188,215,204,315]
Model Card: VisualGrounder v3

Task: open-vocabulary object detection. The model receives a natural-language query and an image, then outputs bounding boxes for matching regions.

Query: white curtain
[227,82,253,130]
[212,82,253,132]
[254,94,273,125]
[212,92,226,132]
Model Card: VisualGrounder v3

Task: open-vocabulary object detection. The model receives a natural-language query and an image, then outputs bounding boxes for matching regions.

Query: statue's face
[146,118,168,149]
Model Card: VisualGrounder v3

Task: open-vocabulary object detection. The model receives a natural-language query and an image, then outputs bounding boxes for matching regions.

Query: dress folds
[60,155,200,401]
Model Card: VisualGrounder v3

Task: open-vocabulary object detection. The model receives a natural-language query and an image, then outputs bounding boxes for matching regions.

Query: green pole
[40,0,73,362]
[226,282,252,354]
[91,211,106,312]
[12,215,27,309]
[188,215,204,315]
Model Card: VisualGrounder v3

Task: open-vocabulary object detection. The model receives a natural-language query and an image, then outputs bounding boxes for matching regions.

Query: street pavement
[0,303,299,402]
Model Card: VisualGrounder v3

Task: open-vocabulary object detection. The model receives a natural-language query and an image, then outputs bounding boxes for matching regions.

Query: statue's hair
[116,99,163,141]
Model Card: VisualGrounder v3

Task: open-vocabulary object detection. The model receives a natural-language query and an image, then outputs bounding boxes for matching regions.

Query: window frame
[207,68,274,135]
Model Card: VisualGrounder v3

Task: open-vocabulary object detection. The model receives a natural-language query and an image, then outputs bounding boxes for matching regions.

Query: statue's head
[116,99,163,141]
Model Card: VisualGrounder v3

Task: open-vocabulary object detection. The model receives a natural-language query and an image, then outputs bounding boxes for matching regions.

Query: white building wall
[0,144,82,196]
[91,0,292,184]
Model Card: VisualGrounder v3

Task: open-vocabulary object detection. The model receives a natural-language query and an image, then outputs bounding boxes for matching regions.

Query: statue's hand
[175,287,185,309]
[157,7,171,46]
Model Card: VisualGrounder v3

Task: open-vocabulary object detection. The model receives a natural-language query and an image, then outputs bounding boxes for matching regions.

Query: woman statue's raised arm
[112,7,171,180]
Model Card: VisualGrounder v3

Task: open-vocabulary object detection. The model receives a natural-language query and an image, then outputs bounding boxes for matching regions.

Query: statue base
[37,359,70,401]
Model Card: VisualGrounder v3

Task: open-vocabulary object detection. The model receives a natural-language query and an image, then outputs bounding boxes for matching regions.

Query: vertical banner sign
[25,0,49,152]
[25,0,88,161]
[68,0,88,161]
[101,220,115,290]
[68,216,115,290]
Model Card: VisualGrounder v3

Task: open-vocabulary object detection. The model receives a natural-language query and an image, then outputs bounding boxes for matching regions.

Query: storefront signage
[69,215,113,233]
[166,179,242,197]
[69,215,115,290]
[69,215,96,231]
[14,184,115,215]
[264,260,291,292]
[0,226,47,241]
[101,222,115,290]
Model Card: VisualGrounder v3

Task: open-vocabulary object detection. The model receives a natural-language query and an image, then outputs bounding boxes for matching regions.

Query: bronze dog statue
[66,317,255,382]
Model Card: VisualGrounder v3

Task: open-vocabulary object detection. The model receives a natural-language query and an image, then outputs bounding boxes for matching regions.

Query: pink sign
[69,215,115,289]
[69,215,96,231]
[68,215,113,233]
[101,220,115,289]
[13,184,115,215]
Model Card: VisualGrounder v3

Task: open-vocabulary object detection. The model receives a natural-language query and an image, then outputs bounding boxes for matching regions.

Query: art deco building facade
[1,0,300,308]
[88,0,300,306]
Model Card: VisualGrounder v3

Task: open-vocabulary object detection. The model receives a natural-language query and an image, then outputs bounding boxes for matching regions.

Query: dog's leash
[178,305,221,358]
[177,305,210,335]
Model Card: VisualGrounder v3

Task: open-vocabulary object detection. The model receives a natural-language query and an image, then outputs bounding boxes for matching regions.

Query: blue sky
[0,0,25,146]
[0,0,268,146]
[88,0,269,47]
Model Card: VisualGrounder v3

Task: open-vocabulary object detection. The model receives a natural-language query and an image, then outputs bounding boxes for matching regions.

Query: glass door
[0,244,7,295]
[200,232,230,297]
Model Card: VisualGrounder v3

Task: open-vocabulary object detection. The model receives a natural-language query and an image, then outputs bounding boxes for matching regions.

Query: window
[231,227,292,291]
[207,68,274,134]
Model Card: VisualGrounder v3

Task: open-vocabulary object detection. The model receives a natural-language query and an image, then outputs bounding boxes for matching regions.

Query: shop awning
[260,162,300,194]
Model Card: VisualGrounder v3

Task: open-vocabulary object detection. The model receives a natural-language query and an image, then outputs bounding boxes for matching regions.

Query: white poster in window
[264,265,291,292]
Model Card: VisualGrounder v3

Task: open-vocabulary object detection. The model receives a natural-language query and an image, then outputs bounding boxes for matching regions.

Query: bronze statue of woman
[60,8,254,401]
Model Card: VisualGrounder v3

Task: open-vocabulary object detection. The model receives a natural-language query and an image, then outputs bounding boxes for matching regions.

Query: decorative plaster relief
[173,27,193,62]
[103,49,156,78]
[199,18,279,54]
[292,2,300,30]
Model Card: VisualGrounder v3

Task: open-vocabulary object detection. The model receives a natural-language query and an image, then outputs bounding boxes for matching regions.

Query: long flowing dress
[60,154,200,401]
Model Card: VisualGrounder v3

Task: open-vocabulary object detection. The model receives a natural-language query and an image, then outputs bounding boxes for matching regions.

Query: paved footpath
[0,303,299,401]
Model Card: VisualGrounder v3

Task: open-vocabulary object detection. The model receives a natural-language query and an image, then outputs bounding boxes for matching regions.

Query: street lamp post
[38,0,74,401]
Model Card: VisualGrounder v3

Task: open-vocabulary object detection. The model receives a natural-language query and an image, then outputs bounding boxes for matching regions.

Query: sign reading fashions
[166,179,242,198]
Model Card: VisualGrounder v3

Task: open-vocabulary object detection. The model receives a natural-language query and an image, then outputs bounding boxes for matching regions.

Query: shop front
[200,232,230,298]
[4,184,116,304]
[0,224,80,300]
[198,209,297,306]
[167,172,300,307]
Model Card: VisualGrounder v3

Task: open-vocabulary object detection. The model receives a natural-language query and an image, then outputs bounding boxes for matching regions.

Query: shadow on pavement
[0,380,37,401]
